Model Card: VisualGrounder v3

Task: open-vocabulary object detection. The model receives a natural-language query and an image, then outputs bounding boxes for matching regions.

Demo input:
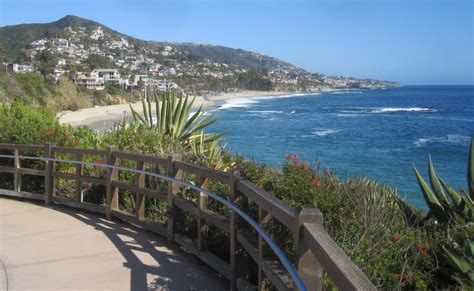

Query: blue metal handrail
[0,153,306,291]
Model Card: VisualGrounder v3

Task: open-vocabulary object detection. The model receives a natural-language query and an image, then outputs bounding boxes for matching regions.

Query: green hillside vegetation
[0,15,114,59]
[0,71,130,110]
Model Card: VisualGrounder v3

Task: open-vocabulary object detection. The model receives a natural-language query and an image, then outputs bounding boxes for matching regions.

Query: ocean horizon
[209,85,474,208]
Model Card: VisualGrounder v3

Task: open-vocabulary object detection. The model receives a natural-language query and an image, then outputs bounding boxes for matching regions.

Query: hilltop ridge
[0,15,399,93]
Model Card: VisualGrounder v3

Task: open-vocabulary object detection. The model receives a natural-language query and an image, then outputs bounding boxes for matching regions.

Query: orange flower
[391,234,400,242]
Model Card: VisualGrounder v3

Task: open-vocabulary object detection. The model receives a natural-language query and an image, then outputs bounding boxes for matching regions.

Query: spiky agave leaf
[130,103,149,126]
[414,165,449,223]
[396,196,424,226]
[429,156,451,206]
[442,246,472,274]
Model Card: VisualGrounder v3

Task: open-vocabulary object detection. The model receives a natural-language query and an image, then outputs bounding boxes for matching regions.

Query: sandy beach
[58,90,296,130]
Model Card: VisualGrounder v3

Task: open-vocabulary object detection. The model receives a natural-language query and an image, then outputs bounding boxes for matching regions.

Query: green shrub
[0,101,74,145]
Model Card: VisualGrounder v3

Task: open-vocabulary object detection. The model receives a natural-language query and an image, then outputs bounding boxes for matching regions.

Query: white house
[12,63,35,73]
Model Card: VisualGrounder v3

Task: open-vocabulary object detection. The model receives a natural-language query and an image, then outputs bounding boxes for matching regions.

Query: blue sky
[0,0,472,85]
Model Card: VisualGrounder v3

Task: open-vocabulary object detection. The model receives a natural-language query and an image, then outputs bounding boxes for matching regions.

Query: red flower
[395,273,408,281]
[420,250,429,256]
[311,178,321,186]
[82,182,89,190]
[416,244,429,250]
[391,234,400,242]
[285,154,298,160]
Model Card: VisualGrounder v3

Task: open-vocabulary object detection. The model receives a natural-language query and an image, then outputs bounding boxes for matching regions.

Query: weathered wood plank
[174,160,230,183]
[303,223,376,290]
[52,196,106,214]
[111,180,166,201]
[136,161,146,220]
[200,208,230,232]
[0,144,16,150]
[237,229,293,291]
[0,166,15,173]
[18,168,45,176]
[51,146,106,156]
[112,151,170,166]
[0,189,44,201]
[14,144,44,151]
[14,149,20,192]
[167,153,182,244]
[106,145,118,220]
[236,179,296,229]
[52,172,106,185]
[174,196,199,216]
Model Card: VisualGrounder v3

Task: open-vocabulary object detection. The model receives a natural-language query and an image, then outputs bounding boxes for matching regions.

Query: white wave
[414,138,431,147]
[219,98,259,110]
[335,113,367,117]
[329,91,363,94]
[371,107,437,113]
[289,110,296,114]
[414,134,470,147]
[312,129,341,136]
[247,110,284,114]
[447,134,471,144]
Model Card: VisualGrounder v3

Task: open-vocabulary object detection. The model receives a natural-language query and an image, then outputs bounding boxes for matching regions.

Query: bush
[0,101,75,145]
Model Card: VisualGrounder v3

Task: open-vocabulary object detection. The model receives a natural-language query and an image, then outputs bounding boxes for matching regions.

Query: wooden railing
[0,143,375,291]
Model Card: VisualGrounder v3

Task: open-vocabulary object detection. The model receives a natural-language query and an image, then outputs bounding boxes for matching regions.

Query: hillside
[0,15,399,93]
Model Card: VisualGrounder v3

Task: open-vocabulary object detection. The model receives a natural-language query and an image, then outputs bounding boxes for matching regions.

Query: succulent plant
[130,89,222,146]
[401,136,474,286]
[412,137,473,225]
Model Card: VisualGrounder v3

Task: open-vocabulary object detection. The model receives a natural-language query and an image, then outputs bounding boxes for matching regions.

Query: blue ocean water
[208,86,474,208]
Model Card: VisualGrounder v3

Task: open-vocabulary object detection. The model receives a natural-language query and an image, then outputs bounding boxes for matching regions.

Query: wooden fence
[0,143,375,291]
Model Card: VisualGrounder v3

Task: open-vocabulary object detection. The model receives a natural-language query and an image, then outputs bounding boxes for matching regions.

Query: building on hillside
[12,63,35,73]
[90,27,104,40]
[52,68,68,82]
[74,71,104,90]
[93,69,121,84]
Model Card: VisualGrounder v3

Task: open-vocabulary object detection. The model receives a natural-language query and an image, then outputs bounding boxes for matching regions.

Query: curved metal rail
[0,153,307,291]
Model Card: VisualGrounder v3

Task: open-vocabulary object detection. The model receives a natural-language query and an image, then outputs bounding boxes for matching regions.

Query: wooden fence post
[13,148,20,192]
[197,176,209,251]
[75,152,84,202]
[166,153,182,244]
[106,145,118,220]
[294,206,323,291]
[135,161,146,220]
[44,143,55,204]
[229,168,248,291]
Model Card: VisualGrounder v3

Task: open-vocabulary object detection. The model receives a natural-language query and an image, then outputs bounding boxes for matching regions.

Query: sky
[0,0,472,85]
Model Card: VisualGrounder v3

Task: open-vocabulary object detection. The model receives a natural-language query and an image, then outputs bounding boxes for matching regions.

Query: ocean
[208,86,474,208]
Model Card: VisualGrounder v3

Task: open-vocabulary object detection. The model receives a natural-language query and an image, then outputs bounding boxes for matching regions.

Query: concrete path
[0,198,227,290]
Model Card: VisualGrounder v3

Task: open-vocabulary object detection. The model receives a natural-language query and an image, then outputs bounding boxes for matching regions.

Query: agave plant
[129,90,222,147]
[398,136,474,286]
[128,89,224,168]
[412,137,473,225]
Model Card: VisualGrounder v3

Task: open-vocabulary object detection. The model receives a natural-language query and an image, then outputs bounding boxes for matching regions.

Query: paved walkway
[0,198,227,290]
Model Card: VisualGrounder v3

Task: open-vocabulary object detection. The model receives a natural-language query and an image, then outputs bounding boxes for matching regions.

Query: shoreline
[58,88,368,131]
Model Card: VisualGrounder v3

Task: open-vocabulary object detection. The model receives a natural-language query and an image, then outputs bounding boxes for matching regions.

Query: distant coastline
[59,88,368,130]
